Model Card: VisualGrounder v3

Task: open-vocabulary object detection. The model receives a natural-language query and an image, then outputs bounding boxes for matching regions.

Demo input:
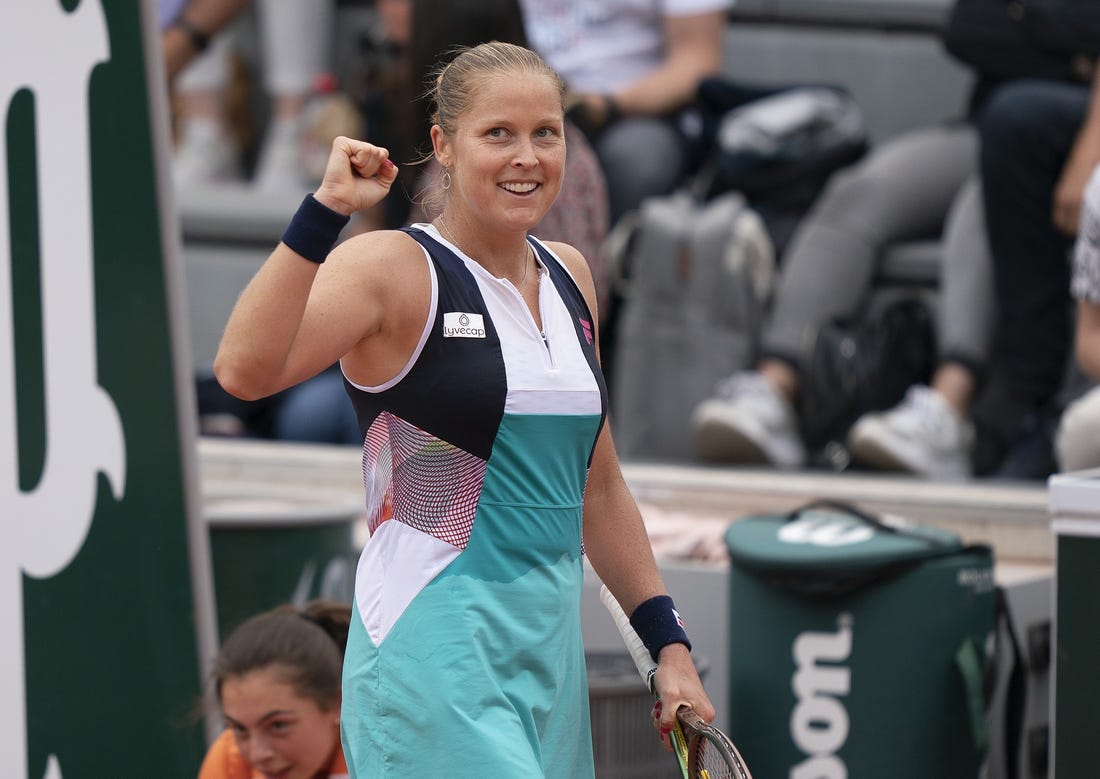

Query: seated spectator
[1056,162,1100,471]
[341,0,422,232]
[1073,165,1100,380]
[691,4,1100,481]
[198,600,350,779]
[272,364,362,445]
[977,62,1100,478]
[170,30,243,187]
[197,363,361,445]
[170,0,342,192]
[691,121,993,480]
[519,0,730,225]
[160,0,251,84]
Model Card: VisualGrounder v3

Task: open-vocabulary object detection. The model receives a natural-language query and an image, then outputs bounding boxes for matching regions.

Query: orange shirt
[197,729,349,779]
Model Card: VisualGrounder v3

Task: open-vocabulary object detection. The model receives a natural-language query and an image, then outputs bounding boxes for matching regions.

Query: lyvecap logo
[443,311,486,338]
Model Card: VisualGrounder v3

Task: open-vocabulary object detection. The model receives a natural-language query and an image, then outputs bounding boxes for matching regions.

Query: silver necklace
[437,216,533,290]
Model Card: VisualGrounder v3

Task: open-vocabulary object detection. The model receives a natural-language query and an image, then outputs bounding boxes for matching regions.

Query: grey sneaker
[253,119,307,192]
[692,371,806,468]
[173,118,241,188]
[847,385,974,480]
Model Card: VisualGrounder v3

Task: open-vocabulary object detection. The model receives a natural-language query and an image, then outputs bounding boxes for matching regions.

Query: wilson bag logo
[791,614,853,779]
[778,513,875,547]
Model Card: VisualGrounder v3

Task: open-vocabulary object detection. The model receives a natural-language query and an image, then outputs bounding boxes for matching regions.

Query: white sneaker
[847,385,974,480]
[173,117,241,188]
[691,371,806,468]
[252,119,306,192]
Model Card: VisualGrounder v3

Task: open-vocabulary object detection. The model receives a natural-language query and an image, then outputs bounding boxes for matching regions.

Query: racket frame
[599,584,754,779]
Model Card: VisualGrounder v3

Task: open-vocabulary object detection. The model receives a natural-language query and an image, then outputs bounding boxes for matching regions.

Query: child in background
[197,600,350,779]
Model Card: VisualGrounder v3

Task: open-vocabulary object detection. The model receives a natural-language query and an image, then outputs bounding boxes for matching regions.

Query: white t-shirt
[1072,164,1100,306]
[520,0,732,95]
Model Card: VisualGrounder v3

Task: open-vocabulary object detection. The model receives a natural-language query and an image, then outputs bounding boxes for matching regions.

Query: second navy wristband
[630,594,692,663]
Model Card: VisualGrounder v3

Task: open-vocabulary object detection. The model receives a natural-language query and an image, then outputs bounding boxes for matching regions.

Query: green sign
[3,1,215,775]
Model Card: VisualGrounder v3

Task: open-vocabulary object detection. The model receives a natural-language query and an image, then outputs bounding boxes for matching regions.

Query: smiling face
[433,70,566,235]
[221,666,340,779]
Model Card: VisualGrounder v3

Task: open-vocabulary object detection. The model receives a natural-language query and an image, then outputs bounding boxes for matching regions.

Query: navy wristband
[630,595,692,663]
[281,194,351,264]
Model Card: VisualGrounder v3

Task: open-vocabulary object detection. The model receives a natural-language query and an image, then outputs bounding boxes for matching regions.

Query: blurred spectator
[170,0,345,192]
[273,365,361,446]
[171,2,364,445]
[690,83,1000,478]
[1056,161,1100,471]
[160,0,251,84]
[1072,164,1100,379]
[688,4,1100,482]
[198,600,350,779]
[519,0,730,225]
[691,128,991,479]
[338,0,420,231]
[976,63,1100,478]
[171,30,242,187]
[197,364,362,446]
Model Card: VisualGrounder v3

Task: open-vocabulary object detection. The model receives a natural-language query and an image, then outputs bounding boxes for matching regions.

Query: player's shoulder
[538,239,592,283]
[324,229,435,289]
[329,227,423,262]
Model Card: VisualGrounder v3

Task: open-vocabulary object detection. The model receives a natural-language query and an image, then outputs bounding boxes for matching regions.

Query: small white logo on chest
[443,312,486,338]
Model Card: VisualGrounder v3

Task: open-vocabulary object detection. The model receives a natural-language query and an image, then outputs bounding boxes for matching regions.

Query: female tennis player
[213,41,713,776]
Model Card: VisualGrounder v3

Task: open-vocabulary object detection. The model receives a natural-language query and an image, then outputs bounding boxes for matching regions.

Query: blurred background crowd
[162,0,1100,486]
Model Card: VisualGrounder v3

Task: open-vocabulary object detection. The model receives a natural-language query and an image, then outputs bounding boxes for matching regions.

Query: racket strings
[690,735,745,779]
[685,723,753,779]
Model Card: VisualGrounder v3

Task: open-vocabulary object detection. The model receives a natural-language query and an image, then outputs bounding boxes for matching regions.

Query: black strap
[785,498,953,546]
[992,585,1026,779]
[766,500,991,599]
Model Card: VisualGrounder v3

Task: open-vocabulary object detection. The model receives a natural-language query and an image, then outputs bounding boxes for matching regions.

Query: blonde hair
[429,41,565,137]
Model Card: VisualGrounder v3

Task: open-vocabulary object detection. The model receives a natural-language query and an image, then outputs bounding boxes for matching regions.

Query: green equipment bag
[724,500,996,778]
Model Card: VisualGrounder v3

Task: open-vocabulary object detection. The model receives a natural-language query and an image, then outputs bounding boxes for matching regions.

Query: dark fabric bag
[692,77,869,255]
[798,295,937,459]
[695,78,868,208]
[942,0,1100,83]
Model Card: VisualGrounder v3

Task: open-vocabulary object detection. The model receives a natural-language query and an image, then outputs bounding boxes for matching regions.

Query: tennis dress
[340,225,607,778]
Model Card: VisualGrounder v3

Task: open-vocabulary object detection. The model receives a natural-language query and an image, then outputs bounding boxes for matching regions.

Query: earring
[441,168,451,190]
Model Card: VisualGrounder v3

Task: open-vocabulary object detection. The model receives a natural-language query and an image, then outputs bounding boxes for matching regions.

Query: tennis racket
[599,584,754,779]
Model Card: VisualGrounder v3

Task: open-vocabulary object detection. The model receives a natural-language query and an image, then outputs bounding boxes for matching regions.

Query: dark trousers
[979,78,1086,409]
